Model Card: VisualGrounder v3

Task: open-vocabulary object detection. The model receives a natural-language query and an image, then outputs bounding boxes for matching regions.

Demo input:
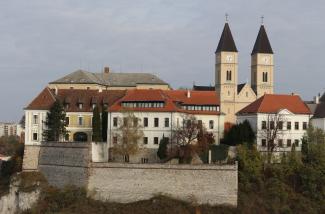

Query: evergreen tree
[92,106,102,142]
[43,100,68,142]
[101,106,108,142]
[157,136,169,160]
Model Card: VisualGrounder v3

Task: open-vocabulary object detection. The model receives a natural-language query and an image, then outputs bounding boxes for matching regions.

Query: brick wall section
[22,145,41,171]
[38,142,90,188]
[88,163,238,206]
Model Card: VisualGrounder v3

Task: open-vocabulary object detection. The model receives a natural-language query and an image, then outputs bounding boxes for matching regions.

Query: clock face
[263,56,269,64]
[226,55,233,62]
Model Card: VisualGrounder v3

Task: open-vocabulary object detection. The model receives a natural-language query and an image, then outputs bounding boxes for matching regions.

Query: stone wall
[88,162,238,206]
[22,145,41,171]
[38,142,90,188]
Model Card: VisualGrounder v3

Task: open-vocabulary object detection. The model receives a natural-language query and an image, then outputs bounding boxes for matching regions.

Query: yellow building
[214,22,274,125]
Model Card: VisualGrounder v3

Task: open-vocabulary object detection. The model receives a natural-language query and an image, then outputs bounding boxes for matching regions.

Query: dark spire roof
[251,25,273,55]
[215,23,238,53]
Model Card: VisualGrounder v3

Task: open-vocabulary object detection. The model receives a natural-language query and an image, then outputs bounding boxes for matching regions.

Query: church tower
[215,22,238,123]
[251,24,274,98]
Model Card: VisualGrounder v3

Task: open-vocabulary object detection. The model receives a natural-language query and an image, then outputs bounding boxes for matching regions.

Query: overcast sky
[0,0,325,122]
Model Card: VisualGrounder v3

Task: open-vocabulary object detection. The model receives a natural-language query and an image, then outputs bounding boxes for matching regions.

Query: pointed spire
[215,22,238,53]
[251,24,273,55]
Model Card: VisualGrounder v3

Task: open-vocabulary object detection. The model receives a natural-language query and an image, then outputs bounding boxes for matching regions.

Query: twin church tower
[215,21,274,124]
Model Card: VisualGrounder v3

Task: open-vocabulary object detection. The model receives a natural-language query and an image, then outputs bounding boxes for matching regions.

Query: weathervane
[261,15,264,25]
[225,13,229,22]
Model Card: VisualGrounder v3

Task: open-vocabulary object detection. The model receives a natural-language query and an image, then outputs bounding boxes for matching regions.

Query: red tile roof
[109,89,220,115]
[26,87,126,112]
[237,94,311,115]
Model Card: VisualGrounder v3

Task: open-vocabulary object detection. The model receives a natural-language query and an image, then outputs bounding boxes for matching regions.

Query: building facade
[307,92,325,131]
[214,22,274,125]
[237,94,312,153]
[107,89,224,163]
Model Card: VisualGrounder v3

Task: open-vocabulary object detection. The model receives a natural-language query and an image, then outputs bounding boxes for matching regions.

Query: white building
[107,89,224,162]
[308,92,325,131]
[237,94,312,153]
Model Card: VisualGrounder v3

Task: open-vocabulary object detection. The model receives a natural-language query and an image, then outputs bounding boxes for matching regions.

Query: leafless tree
[259,113,286,163]
[112,111,144,162]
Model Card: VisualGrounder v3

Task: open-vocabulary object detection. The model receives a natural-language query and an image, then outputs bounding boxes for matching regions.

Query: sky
[0,0,324,122]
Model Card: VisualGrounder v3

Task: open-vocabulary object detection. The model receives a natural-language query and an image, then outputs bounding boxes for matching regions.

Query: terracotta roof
[26,87,126,112]
[237,94,311,115]
[251,25,273,55]
[110,89,220,115]
[216,23,238,53]
[26,88,56,110]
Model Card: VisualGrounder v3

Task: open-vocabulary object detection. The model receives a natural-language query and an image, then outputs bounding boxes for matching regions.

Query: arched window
[262,72,268,82]
[226,70,232,81]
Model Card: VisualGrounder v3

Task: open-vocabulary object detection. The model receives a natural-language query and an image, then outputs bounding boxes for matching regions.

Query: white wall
[25,110,48,145]
[238,110,311,152]
[107,111,224,150]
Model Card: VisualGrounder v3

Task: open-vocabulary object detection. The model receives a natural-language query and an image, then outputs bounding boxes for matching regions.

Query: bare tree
[259,113,286,163]
[112,111,144,162]
[171,114,214,163]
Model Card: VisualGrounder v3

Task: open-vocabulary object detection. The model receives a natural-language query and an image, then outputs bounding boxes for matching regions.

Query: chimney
[54,87,58,95]
[187,90,191,98]
[104,66,110,74]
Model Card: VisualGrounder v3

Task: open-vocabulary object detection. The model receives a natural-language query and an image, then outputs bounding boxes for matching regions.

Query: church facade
[214,22,274,125]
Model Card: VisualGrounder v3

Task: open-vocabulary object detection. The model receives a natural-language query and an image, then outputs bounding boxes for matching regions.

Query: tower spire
[251,23,273,55]
[215,22,238,53]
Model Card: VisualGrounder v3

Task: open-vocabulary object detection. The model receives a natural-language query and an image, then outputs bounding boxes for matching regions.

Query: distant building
[48,67,170,91]
[237,94,312,153]
[0,122,23,138]
[307,92,325,131]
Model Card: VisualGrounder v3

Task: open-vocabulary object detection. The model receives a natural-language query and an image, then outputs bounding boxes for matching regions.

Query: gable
[237,84,257,101]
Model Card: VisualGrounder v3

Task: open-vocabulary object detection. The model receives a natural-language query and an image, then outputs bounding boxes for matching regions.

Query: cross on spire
[261,15,264,25]
[225,13,229,22]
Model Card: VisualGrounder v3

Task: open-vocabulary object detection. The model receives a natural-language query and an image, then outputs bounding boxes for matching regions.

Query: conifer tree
[92,106,102,142]
[101,106,108,142]
[43,100,68,142]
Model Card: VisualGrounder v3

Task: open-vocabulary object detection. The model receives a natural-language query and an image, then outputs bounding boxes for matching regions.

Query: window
[226,70,232,81]
[78,103,83,109]
[270,121,275,130]
[278,139,283,147]
[295,122,299,130]
[287,139,292,147]
[143,137,148,145]
[78,116,83,126]
[144,117,148,127]
[262,121,267,129]
[113,136,118,144]
[164,118,169,127]
[262,72,268,82]
[33,115,38,124]
[294,139,299,147]
[154,118,159,127]
[154,137,159,145]
[287,122,291,130]
[278,121,283,130]
[198,120,202,128]
[124,155,129,163]
[303,122,307,130]
[32,133,38,141]
[209,120,214,129]
[113,117,118,127]
[246,92,248,97]
[65,117,70,126]
[123,118,128,126]
[262,139,266,147]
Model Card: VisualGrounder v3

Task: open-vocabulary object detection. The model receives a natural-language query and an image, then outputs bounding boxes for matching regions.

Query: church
[196,21,275,126]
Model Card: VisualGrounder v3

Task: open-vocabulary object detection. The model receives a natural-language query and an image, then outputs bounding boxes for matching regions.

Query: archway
[73,132,88,142]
